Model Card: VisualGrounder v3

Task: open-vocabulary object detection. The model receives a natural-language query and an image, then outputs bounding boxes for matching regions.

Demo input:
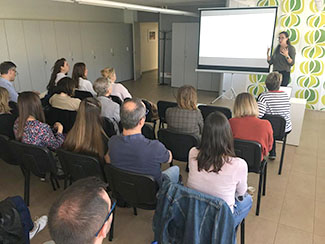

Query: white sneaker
[29,215,48,240]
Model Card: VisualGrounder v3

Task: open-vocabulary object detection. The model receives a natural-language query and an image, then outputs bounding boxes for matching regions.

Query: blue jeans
[162,166,180,183]
[233,193,252,227]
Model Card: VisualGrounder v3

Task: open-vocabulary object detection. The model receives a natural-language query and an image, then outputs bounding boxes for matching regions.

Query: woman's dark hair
[16,92,45,141]
[279,31,291,46]
[47,58,66,92]
[197,111,235,173]
[72,63,86,89]
[54,77,76,96]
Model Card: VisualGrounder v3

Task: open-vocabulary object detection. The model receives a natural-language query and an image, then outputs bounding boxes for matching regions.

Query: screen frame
[197,6,278,74]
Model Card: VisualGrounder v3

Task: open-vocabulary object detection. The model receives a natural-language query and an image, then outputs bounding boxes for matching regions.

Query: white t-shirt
[78,77,96,96]
[111,83,132,101]
[54,73,67,85]
[187,147,248,212]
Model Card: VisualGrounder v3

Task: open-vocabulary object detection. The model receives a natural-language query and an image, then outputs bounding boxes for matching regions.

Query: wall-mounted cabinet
[0,19,133,93]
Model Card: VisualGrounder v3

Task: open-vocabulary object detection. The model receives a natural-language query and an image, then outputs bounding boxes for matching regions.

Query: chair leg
[278,135,287,175]
[64,176,68,189]
[55,176,60,189]
[240,218,245,244]
[108,208,115,241]
[24,169,30,206]
[133,207,137,216]
[263,163,267,196]
[256,171,263,216]
[50,175,56,191]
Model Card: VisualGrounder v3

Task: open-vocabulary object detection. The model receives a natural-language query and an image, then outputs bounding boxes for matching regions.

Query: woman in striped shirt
[257,72,291,160]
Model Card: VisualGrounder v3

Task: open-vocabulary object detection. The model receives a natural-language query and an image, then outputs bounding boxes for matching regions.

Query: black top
[0,113,16,139]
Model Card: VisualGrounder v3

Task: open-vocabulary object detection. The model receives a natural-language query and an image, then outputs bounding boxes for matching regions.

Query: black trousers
[278,70,290,87]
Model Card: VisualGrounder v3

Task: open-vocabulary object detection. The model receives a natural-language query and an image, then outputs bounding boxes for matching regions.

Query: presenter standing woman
[267,31,296,87]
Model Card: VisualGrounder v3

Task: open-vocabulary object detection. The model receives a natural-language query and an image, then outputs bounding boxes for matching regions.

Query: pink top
[187,147,248,212]
[111,83,132,101]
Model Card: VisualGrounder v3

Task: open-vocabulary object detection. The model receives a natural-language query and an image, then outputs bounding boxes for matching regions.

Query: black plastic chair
[234,139,267,216]
[45,106,77,134]
[142,99,158,132]
[158,129,198,170]
[157,101,177,128]
[142,123,156,140]
[109,95,123,106]
[262,114,287,175]
[198,105,232,120]
[0,135,18,165]
[102,117,118,138]
[57,149,106,189]
[9,140,60,206]
[74,90,93,100]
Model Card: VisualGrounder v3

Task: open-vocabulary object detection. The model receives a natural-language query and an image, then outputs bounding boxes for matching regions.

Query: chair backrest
[142,124,156,139]
[262,114,286,140]
[104,164,158,209]
[74,90,93,100]
[45,106,77,134]
[158,129,198,162]
[57,149,106,183]
[110,95,123,106]
[233,139,263,173]
[142,99,155,122]
[0,135,18,165]
[102,117,117,138]
[198,105,232,120]
[157,101,177,123]
[9,140,57,176]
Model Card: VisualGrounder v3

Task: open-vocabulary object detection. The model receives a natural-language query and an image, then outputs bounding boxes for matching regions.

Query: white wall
[140,22,158,72]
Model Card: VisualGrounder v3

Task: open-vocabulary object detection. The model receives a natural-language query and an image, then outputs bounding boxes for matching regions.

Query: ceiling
[101,0,227,7]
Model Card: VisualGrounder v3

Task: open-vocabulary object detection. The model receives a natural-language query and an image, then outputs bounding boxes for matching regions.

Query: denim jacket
[153,180,235,244]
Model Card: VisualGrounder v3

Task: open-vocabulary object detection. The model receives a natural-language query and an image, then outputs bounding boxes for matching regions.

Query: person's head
[93,77,112,97]
[16,92,45,141]
[47,58,69,91]
[233,92,259,118]
[54,77,76,96]
[265,72,282,91]
[176,85,198,110]
[63,97,106,158]
[48,177,113,244]
[279,31,291,46]
[0,87,11,114]
[120,98,146,130]
[72,63,87,88]
[100,67,116,82]
[197,112,235,173]
[0,61,17,82]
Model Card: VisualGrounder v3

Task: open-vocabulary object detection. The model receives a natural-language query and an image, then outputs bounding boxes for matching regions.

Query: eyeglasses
[145,109,149,115]
[94,201,116,237]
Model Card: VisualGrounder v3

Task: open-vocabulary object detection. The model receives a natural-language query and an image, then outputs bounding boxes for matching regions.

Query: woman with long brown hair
[187,111,252,229]
[165,85,203,140]
[47,58,70,95]
[62,97,109,162]
[0,87,16,139]
[14,92,64,150]
[72,62,96,96]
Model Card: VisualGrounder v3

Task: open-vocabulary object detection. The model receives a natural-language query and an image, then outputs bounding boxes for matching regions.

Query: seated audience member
[47,58,70,96]
[72,62,96,96]
[229,92,273,160]
[187,112,252,229]
[49,77,81,111]
[166,85,203,141]
[14,92,64,150]
[93,77,120,124]
[63,97,109,163]
[108,98,179,186]
[0,61,18,103]
[101,67,131,101]
[48,177,114,244]
[0,87,16,139]
[257,71,292,159]
[0,196,47,244]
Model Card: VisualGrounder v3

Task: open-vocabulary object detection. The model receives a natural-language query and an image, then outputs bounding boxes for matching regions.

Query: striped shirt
[257,91,292,132]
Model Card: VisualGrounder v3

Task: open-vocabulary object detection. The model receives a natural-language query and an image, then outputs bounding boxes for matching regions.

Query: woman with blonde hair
[165,85,203,140]
[0,87,16,138]
[62,97,109,163]
[101,67,131,101]
[229,92,273,159]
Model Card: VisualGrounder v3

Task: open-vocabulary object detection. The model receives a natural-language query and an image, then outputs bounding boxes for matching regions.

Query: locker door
[67,22,84,67]
[54,21,72,74]
[184,23,198,88]
[23,20,47,92]
[5,20,32,92]
[39,21,58,83]
[0,21,10,62]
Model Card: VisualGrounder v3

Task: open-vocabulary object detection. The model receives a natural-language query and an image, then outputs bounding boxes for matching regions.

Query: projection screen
[197,7,278,73]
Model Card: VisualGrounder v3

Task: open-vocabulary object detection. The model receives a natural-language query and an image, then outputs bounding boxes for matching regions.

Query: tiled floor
[0,70,324,244]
